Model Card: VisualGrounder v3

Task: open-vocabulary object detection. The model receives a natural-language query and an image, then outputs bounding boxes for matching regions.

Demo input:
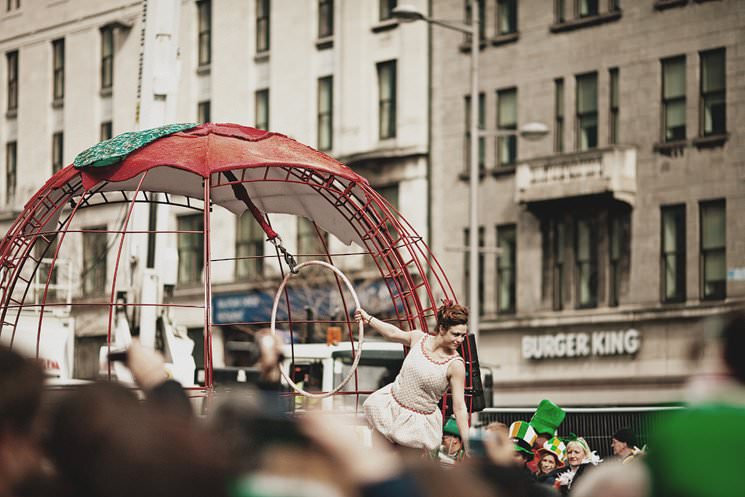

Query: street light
[393,4,547,344]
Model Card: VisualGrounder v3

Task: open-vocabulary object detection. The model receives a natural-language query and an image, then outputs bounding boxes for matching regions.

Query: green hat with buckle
[530,399,566,436]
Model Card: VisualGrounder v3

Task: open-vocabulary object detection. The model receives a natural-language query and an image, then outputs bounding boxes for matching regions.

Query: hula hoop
[270,260,364,398]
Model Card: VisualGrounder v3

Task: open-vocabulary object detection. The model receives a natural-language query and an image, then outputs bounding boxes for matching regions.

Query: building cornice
[336,146,428,168]
[0,1,140,46]
[481,299,745,332]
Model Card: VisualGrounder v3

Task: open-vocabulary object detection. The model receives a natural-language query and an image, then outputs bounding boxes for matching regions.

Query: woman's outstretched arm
[354,308,412,347]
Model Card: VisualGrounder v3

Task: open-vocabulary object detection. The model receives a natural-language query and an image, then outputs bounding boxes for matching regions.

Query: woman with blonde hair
[554,437,601,495]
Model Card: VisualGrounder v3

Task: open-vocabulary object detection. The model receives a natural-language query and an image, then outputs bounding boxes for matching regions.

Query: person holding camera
[354,300,470,454]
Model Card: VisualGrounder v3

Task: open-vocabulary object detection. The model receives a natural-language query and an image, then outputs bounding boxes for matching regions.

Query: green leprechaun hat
[509,420,537,458]
[530,399,566,436]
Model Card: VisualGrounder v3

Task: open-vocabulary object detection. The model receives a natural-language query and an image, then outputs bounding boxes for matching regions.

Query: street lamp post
[393,4,547,344]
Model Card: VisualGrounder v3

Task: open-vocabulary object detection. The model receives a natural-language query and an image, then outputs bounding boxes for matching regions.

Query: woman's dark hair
[436,302,469,332]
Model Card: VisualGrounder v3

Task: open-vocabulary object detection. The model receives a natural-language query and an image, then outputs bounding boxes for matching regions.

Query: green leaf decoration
[73,123,198,169]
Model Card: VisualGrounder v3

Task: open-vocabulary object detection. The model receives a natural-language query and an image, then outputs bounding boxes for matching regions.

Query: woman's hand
[354,308,371,324]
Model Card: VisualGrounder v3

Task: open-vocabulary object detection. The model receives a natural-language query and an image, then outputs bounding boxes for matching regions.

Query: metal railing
[477,405,682,458]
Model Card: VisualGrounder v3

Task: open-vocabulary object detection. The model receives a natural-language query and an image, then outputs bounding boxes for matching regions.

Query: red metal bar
[105,172,149,379]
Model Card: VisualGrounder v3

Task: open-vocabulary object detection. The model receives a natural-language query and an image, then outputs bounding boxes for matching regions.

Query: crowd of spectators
[0,310,743,497]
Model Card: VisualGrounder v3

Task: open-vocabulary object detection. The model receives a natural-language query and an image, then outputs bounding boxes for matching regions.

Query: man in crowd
[610,428,643,464]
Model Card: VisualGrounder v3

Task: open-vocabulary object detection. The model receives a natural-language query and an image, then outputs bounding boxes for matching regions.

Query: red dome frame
[0,123,477,412]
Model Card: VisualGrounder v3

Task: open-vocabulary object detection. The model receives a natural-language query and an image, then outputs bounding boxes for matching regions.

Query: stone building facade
[0,0,431,378]
[428,0,744,406]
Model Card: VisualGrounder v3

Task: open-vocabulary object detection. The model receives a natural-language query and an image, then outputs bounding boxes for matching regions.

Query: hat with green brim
[443,416,460,437]
[538,437,567,464]
[530,399,566,436]
[509,420,537,459]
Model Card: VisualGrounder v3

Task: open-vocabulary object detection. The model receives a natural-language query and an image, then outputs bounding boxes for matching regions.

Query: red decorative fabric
[49,123,366,191]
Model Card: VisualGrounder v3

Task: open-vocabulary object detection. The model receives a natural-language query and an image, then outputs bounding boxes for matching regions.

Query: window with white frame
[100,27,114,91]
[700,200,725,300]
[256,0,270,53]
[317,76,333,151]
[661,204,686,303]
[377,60,397,139]
[576,72,598,151]
[197,0,211,67]
[52,39,64,102]
[497,224,516,314]
[465,93,485,173]
[177,214,204,285]
[6,50,18,113]
[235,212,264,280]
[497,88,517,166]
[255,89,269,130]
[699,48,726,137]
[662,56,686,142]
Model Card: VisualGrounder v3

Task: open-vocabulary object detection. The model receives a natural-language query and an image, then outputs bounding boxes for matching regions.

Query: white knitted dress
[363,330,464,451]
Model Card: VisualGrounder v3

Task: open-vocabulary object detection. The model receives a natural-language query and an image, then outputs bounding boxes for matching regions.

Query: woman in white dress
[354,302,470,453]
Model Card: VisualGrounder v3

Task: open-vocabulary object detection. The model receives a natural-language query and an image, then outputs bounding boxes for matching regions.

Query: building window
[465,0,486,40]
[465,93,485,174]
[545,219,566,310]
[554,78,564,153]
[575,217,597,308]
[700,200,725,300]
[6,50,18,113]
[576,72,598,151]
[464,227,485,316]
[197,0,211,67]
[379,0,396,20]
[700,48,726,137]
[578,0,599,17]
[297,217,327,262]
[496,0,517,35]
[255,89,269,130]
[378,183,399,239]
[235,212,264,279]
[609,67,619,145]
[5,141,16,204]
[662,56,686,142]
[497,88,517,167]
[52,38,64,102]
[555,0,565,22]
[6,0,21,11]
[52,132,63,173]
[100,27,114,91]
[82,227,108,296]
[256,0,270,53]
[318,0,333,38]
[377,60,396,139]
[365,184,399,269]
[608,211,628,307]
[177,214,204,285]
[317,76,333,151]
[661,204,686,303]
[100,121,113,141]
[553,221,565,310]
[497,224,516,314]
[34,234,58,300]
[198,100,211,123]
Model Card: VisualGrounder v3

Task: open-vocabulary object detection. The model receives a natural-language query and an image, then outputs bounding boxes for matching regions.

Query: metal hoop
[270,260,364,398]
